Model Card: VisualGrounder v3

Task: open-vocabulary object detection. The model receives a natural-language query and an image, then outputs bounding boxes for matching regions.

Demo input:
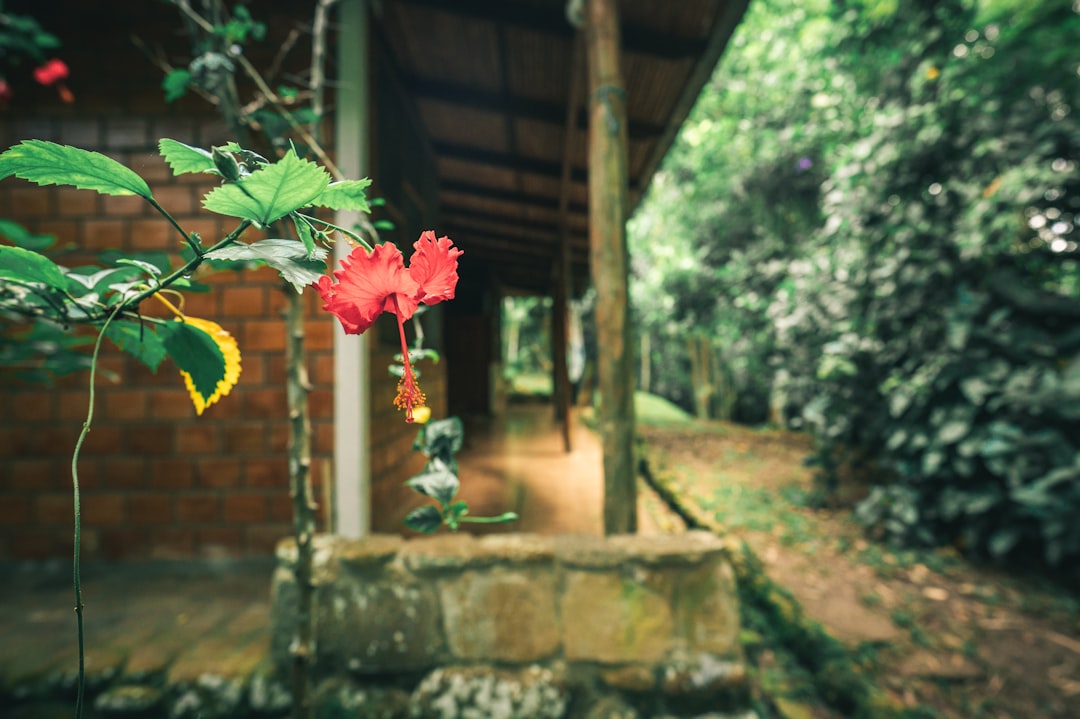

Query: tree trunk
[586,0,636,534]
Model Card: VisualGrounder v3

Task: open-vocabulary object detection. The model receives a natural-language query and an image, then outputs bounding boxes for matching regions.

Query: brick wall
[0,3,451,560]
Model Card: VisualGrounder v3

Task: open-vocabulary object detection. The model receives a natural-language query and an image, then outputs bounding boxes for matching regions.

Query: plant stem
[285,289,316,719]
[459,512,520,524]
[71,307,121,719]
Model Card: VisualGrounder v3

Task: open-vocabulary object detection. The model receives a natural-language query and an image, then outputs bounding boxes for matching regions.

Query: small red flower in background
[34,58,68,85]
[316,231,462,422]
[0,79,12,107]
[33,58,73,103]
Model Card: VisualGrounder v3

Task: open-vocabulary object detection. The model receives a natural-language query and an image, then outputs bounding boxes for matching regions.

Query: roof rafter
[388,0,707,60]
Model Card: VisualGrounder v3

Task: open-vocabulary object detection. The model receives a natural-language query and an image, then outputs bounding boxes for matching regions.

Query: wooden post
[554,35,585,454]
[586,0,636,534]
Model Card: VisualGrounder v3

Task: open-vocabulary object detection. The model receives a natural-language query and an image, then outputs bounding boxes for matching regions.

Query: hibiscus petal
[316,243,420,335]
[408,231,462,306]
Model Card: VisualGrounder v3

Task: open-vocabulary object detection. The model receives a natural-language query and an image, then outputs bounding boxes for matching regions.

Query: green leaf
[64,267,133,294]
[105,320,168,372]
[162,69,191,103]
[292,215,317,258]
[159,139,215,175]
[312,179,372,213]
[204,239,328,293]
[406,460,460,506]
[115,258,162,277]
[0,219,56,251]
[403,505,444,534]
[160,321,226,400]
[0,140,153,199]
[0,246,67,288]
[201,148,330,226]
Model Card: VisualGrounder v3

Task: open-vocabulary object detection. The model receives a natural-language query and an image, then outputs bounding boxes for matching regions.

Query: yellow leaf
[178,316,242,415]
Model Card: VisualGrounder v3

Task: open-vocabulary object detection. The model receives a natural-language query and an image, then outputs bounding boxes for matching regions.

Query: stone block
[440,566,560,662]
[399,533,476,573]
[672,561,741,657]
[314,565,444,673]
[561,570,674,664]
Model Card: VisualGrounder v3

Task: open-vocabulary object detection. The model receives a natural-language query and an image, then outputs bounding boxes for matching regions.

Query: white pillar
[332,0,371,538]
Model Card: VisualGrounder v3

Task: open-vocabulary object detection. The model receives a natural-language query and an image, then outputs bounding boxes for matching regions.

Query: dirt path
[638,421,1080,719]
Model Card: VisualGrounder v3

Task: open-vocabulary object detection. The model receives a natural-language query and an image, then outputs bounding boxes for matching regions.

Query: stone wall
[271,532,752,717]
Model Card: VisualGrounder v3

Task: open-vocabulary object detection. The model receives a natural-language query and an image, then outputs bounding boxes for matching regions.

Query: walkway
[0,403,609,710]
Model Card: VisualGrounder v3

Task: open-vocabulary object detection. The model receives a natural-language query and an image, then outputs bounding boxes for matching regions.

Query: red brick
[153,184,197,215]
[129,152,172,183]
[152,528,196,558]
[222,423,265,454]
[129,217,173,251]
[81,426,126,456]
[243,388,285,415]
[106,458,150,489]
[184,218,227,249]
[9,459,65,490]
[81,493,127,525]
[82,216,125,250]
[0,494,32,525]
[176,425,217,454]
[102,389,148,420]
[223,493,267,522]
[148,389,195,419]
[305,321,333,351]
[57,390,93,420]
[104,120,150,150]
[221,286,267,318]
[268,355,287,384]
[243,320,287,352]
[198,527,245,556]
[175,290,217,318]
[245,458,287,488]
[314,423,334,454]
[309,389,333,419]
[267,493,294,522]
[8,530,57,559]
[313,354,334,385]
[34,492,72,525]
[8,187,50,217]
[129,495,174,524]
[101,194,144,217]
[10,392,54,421]
[266,288,289,316]
[240,355,267,385]
[100,528,152,559]
[246,525,290,554]
[58,119,102,148]
[177,493,219,522]
[149,459,194,489]
[126,425,174,455]
[36,219,78,246]
[195,459,243,489]
[56,187,98,216]
[267,424,289,453]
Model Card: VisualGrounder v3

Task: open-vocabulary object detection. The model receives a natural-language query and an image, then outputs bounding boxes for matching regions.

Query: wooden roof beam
[407,76,664,139]
[388,0,708,60]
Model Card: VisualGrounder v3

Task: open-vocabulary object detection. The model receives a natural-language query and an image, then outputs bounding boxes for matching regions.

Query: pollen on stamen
[394,377,427,423]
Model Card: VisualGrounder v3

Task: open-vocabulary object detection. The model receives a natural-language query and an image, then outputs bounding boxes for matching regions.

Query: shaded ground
[638,419,1080,719]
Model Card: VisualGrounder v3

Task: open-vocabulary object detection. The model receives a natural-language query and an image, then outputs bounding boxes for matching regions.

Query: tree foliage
[630,0,1080,573]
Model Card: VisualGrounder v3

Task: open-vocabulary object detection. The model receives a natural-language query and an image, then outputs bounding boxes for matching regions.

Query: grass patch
[634,391,693,425]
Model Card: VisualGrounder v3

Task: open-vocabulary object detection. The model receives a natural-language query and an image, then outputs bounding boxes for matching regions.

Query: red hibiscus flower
[316,231,462,422]
[33,59,68,86]
[33,59,74,103]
